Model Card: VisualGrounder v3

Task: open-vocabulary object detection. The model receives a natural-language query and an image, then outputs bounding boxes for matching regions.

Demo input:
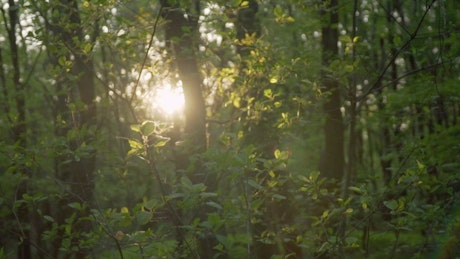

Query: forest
[0,0,459,258]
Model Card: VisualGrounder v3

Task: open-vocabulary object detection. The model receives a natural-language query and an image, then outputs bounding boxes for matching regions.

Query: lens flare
[152,84,185,116]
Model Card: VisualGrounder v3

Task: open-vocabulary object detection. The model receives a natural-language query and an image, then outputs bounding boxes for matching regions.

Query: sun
[152,83,185,116]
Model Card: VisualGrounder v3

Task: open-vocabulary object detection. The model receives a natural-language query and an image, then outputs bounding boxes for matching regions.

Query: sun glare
[152,84,185,116]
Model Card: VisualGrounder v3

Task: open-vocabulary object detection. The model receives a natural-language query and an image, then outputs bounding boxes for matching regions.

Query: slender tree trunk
[345,0,359,197]
[2,1,30,257]
[320,0,344,182]
[376,37,393,187]
[378,0,402,187]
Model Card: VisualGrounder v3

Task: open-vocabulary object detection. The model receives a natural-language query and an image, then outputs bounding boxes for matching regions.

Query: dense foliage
[1,0,459,258]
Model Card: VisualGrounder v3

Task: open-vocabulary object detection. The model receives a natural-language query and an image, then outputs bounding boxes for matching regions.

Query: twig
[129,5,163,103]
[358,0,437,102]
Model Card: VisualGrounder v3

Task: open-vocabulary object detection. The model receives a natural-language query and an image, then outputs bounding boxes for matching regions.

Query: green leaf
[264,89,273,98]
[83,43,92,54]
[144,199,157,210]
[383,200,398,210]
[136,211,151,225]
[120,207,129,214]
[154,139,170,147]
[168,192,185,199]
[68,202,82,211]
[43,215,54,222]
[65,225,71,236]
[140,121,156,136]
[274,149,281,159]
[128,139,143,150]
[58,56,67,67]
[274,6,283,17]
[130,124,140,133]
[272,194,286,200]
[344,65,354,72]
[247,179,262,190]
[345,208,353,214]
[232,96,241,108]
[339,35,351,44]
[200,192,218,198]
[127,148,138,157]
[206,201,223,210]
[285,16,295,23]
[416,160,425,170]
[181,176,193,188]
[274,149,288,160]
[348,186,362,194]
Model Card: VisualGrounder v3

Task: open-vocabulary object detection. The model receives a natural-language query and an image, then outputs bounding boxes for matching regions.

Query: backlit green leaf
[130,124,140,133]
[140,121,156,136]
[129,139,143,149]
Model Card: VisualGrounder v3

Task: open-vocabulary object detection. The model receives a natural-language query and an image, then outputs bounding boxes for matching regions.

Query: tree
[319,0,344,182]
[1,0,29,257]
[160,0,214,257]
[0,0,459,258]
[161,0,206,154]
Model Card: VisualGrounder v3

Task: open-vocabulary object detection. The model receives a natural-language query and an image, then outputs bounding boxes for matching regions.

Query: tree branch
[358,0,436,102]
[129,4,163,103]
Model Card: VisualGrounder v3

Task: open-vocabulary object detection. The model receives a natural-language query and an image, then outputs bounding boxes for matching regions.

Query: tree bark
[320,0,344,182]
[160,0,206,153]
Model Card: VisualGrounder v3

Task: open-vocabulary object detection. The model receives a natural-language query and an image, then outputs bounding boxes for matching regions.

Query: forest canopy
[1,0,459,258]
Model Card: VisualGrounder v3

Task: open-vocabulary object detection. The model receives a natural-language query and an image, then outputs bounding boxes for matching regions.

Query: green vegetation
[0,0,459,258]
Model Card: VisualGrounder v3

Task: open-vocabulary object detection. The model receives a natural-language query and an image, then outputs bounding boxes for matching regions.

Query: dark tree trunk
[320,0,344,181]
[160,1,206,153]
[376,36,393,187]
[3,1,30,257]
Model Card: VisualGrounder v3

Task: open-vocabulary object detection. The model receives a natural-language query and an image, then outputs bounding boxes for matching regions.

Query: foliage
[0,0,459,258]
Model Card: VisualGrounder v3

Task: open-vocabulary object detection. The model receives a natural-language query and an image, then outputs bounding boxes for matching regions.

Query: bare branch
[358,0,437,102]
[129,4,164,104]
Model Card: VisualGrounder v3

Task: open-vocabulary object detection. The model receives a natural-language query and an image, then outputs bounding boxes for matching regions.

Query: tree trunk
[161,1,206,153]
[3,1,30,257]
[320,0,344,182]
[160,1,212,258]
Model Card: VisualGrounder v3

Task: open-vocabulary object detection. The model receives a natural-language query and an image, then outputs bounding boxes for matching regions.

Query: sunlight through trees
[0,0,459,258]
